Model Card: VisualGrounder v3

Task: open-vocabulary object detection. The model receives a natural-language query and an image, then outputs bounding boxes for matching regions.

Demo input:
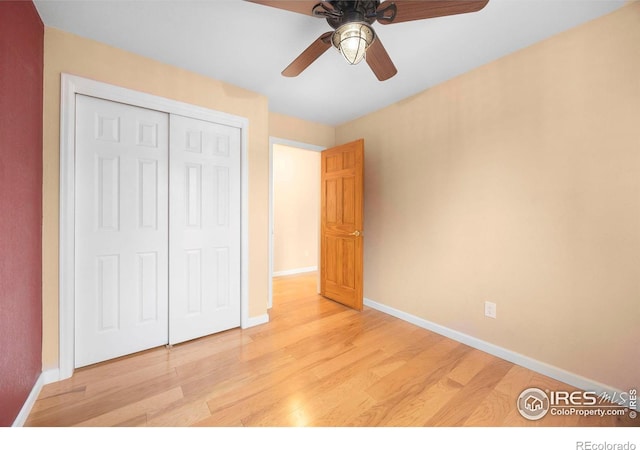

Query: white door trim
[268,137,324,309]
[59,73,249,380]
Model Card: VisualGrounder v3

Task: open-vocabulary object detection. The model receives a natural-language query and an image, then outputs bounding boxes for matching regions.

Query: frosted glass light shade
[332,22,375,65]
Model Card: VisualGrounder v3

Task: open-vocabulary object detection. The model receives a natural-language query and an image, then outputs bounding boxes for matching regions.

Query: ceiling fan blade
[245,0,327,17]
[282,32,333,77]
[366,37,398,81]
[377,0,489,25]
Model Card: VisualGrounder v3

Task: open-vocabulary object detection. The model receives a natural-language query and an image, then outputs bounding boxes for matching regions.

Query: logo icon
[517,388,550,420]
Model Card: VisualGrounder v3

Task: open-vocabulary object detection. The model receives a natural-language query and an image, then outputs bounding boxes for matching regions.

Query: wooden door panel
[326,178,339,225]
[320,139,364,310]
[325,178,357,229]
[341,238,356,289]
[325,235,339,283]
[323,236,358,305]
[342,176,356,225]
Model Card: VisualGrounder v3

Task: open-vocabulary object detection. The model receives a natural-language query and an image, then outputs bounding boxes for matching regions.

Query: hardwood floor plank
[493,365,534,398]
[308,343,386,380]
[380,377,464,426]
[84,362,178,397]
[243,350,389,426]
[354,342,473,426]
[75,387,184,427]
[425,358,514,426]
[304,370,381,427]
[501,407,537,427]
[203,341,353,417]
[202,371,320,426]
[447,349,497,386]
[365,339,470,403]
[27,386,86,414]
[179,348,294,401]
[463,388,513,426]
[145,397,212,427]
[311,390,378,427]
[26,370,179,426]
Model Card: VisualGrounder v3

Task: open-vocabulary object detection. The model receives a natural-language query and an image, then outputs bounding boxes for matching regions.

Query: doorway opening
[268,138,324,308]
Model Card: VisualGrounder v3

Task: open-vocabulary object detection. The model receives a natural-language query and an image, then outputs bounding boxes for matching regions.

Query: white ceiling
[34,0,625,126]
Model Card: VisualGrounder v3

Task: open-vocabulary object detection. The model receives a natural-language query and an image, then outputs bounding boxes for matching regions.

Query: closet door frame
[59,74,249,380]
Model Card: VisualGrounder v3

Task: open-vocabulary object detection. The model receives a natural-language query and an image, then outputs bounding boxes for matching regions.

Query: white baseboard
[273,266,317,277]
[243,313,269,329]
[41,367,61,384]
[364,297,635,409]
[12,368,59,427]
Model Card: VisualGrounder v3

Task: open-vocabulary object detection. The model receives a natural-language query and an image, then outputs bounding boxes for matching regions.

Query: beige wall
[42,28,270,369]
[269,112,335,148]
[273,145,321,274]
[336,3,640,391]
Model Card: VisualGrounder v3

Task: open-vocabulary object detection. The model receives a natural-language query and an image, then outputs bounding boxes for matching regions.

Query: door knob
[349,230,361,237]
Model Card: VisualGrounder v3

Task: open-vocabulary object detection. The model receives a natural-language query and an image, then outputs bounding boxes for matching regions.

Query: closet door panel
[75,95,169,368]
[169,114,241,344]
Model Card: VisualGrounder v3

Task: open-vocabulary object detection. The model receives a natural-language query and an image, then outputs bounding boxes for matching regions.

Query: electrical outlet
[485,301,497,319]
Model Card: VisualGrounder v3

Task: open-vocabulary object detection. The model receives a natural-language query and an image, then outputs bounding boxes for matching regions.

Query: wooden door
[320,139,364,310]
[75,95,169,367]
[168,114,241,345]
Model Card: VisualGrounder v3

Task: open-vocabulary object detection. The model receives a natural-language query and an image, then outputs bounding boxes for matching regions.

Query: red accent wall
[0,1,44,426]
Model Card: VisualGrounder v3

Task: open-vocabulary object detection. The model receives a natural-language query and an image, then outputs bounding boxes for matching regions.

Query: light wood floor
[26,273,636,427]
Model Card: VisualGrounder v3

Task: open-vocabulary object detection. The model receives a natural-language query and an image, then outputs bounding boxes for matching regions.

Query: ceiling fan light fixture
[332,22,375,65]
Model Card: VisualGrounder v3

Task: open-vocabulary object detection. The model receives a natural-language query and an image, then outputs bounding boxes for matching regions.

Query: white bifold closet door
[74,95,240,368]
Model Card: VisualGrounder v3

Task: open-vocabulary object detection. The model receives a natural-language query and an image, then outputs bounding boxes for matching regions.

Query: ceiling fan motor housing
[324,0,380,29]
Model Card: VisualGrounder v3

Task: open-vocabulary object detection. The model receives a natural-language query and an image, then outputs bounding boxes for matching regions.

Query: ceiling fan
[246,0,489,81]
